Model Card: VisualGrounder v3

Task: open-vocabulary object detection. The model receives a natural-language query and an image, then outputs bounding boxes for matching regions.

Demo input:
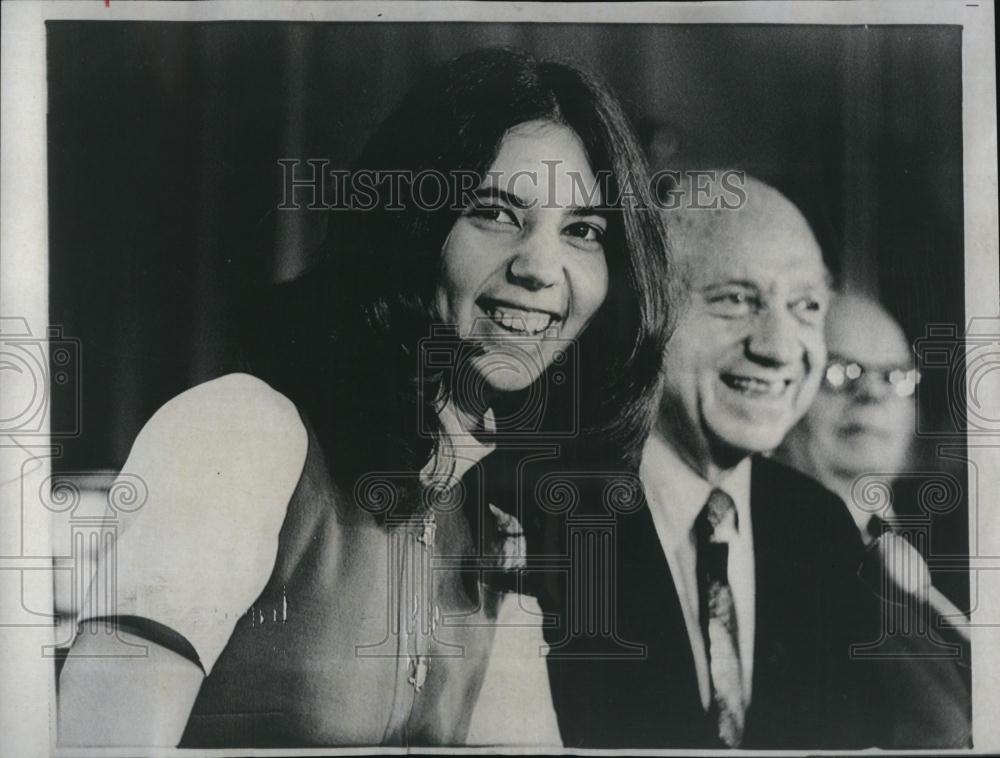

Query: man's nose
[852,370,892,404]
[746,307,800,366]
[508,232,562,291]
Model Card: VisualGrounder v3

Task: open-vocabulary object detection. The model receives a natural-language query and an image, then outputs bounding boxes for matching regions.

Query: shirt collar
[639,429,753,549]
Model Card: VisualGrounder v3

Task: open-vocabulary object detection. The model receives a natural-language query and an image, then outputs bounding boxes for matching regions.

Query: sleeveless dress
[78,373,560,747]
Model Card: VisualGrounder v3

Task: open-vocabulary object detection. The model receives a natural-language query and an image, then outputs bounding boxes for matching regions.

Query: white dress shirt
[639,430,756,710]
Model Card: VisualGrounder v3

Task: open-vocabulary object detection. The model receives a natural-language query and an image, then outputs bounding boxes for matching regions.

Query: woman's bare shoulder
[133,372,309,483]
[150,372,304,436]
[97,373,311,674]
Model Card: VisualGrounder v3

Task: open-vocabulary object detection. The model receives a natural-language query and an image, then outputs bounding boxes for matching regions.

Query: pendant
[417,512,437,548]
[409,654,430,692]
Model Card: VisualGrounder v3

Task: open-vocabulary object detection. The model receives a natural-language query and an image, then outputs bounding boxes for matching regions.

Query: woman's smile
[435,120,610,393]
[474,296,564,337]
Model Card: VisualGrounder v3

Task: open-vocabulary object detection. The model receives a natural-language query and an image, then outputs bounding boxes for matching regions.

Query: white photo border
[1,1,996,755]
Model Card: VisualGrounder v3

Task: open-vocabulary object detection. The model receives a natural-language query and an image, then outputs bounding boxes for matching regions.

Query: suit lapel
[618,498,695,666]
[745,457,834,747]
[748,457,797,730]
[615,498,714,744]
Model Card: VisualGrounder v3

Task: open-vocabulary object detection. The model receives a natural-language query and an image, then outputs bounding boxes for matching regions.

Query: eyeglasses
[822,358,921,398]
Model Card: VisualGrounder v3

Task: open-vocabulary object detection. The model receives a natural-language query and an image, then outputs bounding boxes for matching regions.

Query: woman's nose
[508,233,562,290]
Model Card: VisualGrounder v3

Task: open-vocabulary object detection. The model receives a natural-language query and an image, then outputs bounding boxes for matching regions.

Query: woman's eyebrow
[567,205,609,220]
[470,186,531,209]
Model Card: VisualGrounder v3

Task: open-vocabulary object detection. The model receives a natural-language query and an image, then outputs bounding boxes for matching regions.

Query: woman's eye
[565,222,605,245]
[467,205,519,227]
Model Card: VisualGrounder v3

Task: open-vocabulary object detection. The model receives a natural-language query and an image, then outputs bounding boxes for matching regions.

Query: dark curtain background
[47,22,967,604]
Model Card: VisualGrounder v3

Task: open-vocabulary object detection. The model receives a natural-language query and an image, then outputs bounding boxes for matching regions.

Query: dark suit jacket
[537,456,888,749]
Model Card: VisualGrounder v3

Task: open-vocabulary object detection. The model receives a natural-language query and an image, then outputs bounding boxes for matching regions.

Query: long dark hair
[250,47,670,510]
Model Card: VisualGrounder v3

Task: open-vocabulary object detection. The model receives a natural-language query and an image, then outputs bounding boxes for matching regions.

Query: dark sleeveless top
[82,374,559,748]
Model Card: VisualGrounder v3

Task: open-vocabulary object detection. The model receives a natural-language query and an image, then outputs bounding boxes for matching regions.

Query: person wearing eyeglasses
[778,291,970,748]
[542,175,899,749]
[779,293,919,541]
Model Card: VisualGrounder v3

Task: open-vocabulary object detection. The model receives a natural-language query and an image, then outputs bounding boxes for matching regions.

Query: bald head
[825,293,911,367]
[668,175,827,288]
[655,174,831,479]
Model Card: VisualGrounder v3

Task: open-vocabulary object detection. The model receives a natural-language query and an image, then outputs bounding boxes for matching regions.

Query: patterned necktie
[695,488,745,748]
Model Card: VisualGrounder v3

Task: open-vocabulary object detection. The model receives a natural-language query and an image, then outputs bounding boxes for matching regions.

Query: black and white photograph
[0,1,997,755]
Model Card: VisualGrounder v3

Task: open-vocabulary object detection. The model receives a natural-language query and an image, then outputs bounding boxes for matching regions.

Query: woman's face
[435,120,610,395]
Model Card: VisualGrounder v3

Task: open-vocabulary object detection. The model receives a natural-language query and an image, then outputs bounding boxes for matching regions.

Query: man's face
[659,204,830,473]
[802,295,915,479]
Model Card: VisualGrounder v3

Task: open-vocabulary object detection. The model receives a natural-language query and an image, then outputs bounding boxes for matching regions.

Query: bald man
[545,176,887,749]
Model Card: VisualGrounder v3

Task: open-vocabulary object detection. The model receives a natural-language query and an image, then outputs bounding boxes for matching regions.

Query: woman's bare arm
[57,374,309,747]
[58,628,204,747]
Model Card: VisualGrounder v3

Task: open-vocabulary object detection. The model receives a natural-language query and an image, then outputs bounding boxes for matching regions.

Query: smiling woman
[438,120,610,394]
[56,47,670,748]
